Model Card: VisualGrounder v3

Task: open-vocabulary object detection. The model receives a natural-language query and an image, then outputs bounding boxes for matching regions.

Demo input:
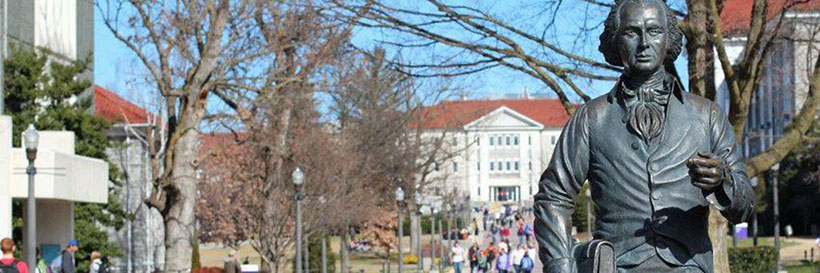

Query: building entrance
[491,186,519,202]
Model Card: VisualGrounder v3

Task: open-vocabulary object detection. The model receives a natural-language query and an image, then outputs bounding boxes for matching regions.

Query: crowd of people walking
[0,237,106,273]
[445,204,537,273]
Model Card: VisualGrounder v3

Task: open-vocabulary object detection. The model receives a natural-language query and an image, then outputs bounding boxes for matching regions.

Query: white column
[0,116,11,238]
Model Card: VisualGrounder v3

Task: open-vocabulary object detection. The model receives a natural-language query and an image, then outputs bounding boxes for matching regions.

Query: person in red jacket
[0,237,29,273]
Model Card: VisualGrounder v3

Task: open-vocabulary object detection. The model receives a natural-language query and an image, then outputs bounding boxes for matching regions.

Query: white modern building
[0,116,108,263]
[416,98,570,205]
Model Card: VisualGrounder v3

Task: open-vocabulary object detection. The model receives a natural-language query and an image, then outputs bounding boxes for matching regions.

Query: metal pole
[321,234,327,273]
[438,218,444,271]
[773,169,781,269]
[25,157,36,270]
[430,217,436,272]
[398,206,403,273]
[417,212,422,273]
[447,211,453,265]
[126,130,133,273]
[296,195,303,273]
[752,211,758,247]
[305,233,310,273]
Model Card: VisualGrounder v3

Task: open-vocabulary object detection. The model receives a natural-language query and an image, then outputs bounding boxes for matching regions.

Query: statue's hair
[598,0,683,67]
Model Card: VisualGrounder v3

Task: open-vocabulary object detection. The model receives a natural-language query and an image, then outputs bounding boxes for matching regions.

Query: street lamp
[293,167,305,273]
[414,194,423,273]
[395,187,405,273]
[771,163,781,269]
[23,124,38,268]
[430,207,437,272]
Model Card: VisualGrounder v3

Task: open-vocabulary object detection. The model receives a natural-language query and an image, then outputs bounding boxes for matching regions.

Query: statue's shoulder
[683,92,722,114]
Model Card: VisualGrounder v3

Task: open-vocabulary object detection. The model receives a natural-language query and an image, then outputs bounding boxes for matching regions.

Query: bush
[728,246,777,273]
[403,255,419,264]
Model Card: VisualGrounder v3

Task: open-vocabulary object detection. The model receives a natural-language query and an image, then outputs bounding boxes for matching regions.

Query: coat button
[652,192,661,200]
[650,163,658,171]
[631,142,639,150]
[621,116,628,123]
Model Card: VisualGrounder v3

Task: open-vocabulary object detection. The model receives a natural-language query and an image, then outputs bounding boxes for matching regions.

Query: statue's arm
[707,102,756,224]
[534,105,591,273]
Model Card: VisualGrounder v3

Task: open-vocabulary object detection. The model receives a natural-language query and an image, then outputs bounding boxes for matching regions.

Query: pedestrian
[451,242,465,273]
[0,238,29,273]
[60,240,79,273]
[523,222,533,243]
[511,244,525,273]
[498,239,508,256]
[519,251,534,273]
[89,251,102,273]
[484,242,498,272]
[468,242,480,273]
[495,248,512,273]
[224,249,241,273]
[501,226,511,240]
[516,220,526,245]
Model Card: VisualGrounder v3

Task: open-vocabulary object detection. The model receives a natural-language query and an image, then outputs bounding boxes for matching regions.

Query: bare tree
[97,1,267,271]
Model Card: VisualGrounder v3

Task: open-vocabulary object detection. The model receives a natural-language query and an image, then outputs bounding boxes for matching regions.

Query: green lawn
[784,264,819,273]
[731,237,798,248]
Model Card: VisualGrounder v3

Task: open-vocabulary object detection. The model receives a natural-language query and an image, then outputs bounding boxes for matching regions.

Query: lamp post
[772,163,781,269]
[445,203,452,265]
[293,167,305,273]
[430,207,436,272]
[23,124,38,268]
[750,177,759,247]
[415,194,423,273]
[395,187,405,273]
[319,196,327,273]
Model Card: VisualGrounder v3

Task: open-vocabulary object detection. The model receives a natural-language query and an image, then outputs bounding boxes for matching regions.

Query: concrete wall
[22,199,74,262]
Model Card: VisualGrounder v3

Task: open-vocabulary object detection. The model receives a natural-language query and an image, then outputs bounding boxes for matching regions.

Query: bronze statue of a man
[533,0,756,272]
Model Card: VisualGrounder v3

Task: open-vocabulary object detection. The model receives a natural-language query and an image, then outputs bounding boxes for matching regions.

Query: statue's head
[599,0,683,75]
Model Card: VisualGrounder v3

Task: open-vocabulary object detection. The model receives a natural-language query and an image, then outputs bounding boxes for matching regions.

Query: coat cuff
[706,170,736,211]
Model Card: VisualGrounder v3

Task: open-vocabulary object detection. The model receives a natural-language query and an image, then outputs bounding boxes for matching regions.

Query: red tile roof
[414,98,570,129]
[721,0,820,36]
[94,85,152,124]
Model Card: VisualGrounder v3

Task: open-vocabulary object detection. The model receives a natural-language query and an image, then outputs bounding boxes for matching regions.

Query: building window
[514,136,519,145]
[453,162,458,172]
[499,161,504,170]
[476,136,480,146]
[453,137,458,146]
[490,136,495,146]
[515,161,519,171]
[551,136,557,144]
[490,162,495,171]
[529,161,532,170]
[528,136,532,145]
[506,136,511,145]
[477,162,480,171]
[498,136,503,146]
[478,187,481,196]
[434,162,439,171]
[506,161,511,170]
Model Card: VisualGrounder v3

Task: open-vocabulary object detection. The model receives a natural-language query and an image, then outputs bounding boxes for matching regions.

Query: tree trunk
[709,208,731,273]
[341,229,351,273]
[260,259,272,273]
[410,211,420,256]
[684,0,718,101]
[164,118,202,273]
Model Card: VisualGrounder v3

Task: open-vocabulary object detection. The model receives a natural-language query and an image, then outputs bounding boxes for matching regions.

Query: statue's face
[617,1,668,75]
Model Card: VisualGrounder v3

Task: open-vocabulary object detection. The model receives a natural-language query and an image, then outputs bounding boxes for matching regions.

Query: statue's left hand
[686,151,730,191]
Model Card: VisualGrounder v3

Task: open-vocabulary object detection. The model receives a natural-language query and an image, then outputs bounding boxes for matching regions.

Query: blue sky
[93,1,690,113]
